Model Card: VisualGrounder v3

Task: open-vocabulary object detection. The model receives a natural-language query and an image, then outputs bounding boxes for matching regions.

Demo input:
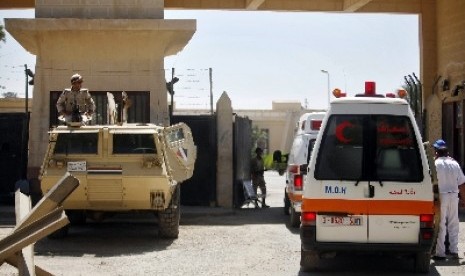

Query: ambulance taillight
[301,212,316,226]
[419,214,434,228]
[422,231,433,240]
[419,214,435,241]
[294,174,303,191]
[311,120,322,131]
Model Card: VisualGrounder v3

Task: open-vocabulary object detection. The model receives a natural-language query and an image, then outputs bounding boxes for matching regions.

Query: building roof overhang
[0,0,423,14]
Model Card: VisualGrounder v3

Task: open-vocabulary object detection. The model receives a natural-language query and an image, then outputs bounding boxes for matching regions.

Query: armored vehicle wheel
[158,185,180,239]
[284,189,290,215]
[66,210,86,225]
[290,206,300,228]
[300,248,320,272]
[48,225,69,239]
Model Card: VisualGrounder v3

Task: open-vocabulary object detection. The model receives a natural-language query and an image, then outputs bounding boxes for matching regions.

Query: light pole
[321,69,330,108]
[166,68,179,121]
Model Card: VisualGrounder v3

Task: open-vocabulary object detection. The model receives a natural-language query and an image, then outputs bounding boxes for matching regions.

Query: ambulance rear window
[315,115,423,182]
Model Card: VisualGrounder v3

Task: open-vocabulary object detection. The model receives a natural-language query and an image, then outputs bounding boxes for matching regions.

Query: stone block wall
[35,0,164,19]
[437,0,465,85]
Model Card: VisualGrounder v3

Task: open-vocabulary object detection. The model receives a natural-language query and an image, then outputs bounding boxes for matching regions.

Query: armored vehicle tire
[48,225,69,239]
[290,206,300,228]
[284,189,290,215]
[300,248,320,272]
[158,185,180,239]
[66,210,86,225]
[414,251,431,273]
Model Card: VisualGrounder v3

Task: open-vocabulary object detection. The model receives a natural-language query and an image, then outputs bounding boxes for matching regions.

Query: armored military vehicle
[39,122,196,238]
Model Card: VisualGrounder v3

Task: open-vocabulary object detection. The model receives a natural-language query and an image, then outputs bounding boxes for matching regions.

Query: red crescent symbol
[335,121,353,143]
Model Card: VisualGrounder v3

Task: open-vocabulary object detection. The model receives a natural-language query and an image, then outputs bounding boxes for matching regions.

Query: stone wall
[437,0,465,86]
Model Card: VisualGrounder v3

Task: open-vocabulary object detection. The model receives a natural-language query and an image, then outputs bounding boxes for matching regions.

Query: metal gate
[0,113,29,200]
[171,115,217,206]
[233,116,252,208]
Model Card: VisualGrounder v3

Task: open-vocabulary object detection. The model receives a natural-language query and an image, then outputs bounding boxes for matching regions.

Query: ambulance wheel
[158,185,180,239]
[301,248,319,272]
[414,251,431,273]
[284,189,290,215]
[290,206,300,228]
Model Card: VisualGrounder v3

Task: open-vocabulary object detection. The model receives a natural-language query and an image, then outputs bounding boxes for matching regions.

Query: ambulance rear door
[367,111,430,244]
[311,113,368,243]
[309,101,431,244]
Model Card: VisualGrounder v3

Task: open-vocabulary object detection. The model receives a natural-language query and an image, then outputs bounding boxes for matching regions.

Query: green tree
[251,125,268,156]
[251,125,276,169]
[2,92,18,98]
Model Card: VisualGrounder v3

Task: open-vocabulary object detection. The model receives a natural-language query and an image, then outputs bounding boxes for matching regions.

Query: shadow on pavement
[35,219,174,258]
[180,206,289,226]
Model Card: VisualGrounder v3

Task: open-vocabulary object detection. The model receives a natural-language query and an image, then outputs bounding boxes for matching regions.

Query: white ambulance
[300,82,435,273]
[284,112,325,227]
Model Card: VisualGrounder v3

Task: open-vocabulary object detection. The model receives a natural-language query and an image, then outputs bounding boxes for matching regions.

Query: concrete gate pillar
[5,0,196,180]
[216,92,233,208]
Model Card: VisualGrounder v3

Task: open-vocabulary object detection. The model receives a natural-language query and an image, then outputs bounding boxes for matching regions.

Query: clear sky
[0,9,419,110]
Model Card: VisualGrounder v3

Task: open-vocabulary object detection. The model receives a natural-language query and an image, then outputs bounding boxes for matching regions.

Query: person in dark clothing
[251,147,270,208]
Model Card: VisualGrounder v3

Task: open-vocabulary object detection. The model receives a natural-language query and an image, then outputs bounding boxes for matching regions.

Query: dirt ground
[1,172,465,275]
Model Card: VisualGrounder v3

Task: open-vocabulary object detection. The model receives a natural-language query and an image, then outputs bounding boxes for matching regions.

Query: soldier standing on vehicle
[56,73,95,124]
[251,147,270,208]
[432,139,465,260]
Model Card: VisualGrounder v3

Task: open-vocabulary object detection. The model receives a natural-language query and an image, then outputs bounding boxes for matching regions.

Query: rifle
[71,103,82,123]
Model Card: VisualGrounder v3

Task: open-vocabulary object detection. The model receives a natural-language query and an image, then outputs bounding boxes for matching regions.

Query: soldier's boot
[254,199,259,209]
[262,198,270,208]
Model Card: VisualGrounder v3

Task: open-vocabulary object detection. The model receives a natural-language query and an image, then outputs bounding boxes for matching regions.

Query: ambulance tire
[414,251,431,273]
[300,248,319,272]
[290,206,300,228]
[284,189,290,215]
[158,185,180,239]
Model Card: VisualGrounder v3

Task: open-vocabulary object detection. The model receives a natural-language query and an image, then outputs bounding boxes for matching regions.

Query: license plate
[67,161,87,172]
[320,215,362,226]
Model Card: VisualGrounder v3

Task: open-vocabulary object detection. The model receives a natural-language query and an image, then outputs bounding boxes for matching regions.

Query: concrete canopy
[4,18,196,59]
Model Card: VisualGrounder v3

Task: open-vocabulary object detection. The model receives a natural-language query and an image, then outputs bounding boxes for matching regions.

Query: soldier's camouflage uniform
[56,88,95,115]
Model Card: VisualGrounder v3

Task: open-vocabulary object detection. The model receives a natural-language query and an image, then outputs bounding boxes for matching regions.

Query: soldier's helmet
[71,74,83,84]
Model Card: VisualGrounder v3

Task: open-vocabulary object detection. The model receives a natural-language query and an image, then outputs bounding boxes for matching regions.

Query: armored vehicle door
[163,123,197,183]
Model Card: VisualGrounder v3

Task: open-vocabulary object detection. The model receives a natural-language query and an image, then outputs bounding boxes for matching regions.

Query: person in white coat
[432,139,465,260]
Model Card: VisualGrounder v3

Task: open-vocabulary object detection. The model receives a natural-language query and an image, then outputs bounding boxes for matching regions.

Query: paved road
[1,171,465,275]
